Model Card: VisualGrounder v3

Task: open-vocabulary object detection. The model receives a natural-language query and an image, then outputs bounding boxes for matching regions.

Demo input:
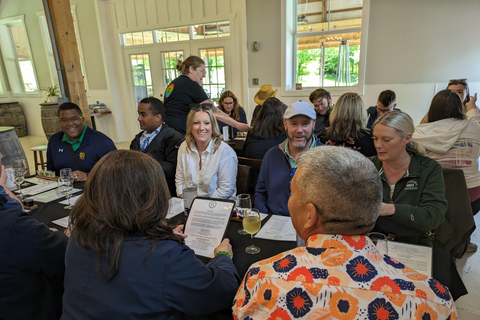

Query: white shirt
[175,139,237,200]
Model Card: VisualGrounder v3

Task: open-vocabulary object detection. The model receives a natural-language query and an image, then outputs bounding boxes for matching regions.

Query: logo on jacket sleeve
[404,180,418,191]
[79,152,85,160]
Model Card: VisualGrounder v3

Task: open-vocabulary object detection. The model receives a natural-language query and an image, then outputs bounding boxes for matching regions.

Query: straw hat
[254,85,278,105]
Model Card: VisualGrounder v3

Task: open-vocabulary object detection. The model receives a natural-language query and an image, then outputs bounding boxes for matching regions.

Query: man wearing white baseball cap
[255,100,323,216]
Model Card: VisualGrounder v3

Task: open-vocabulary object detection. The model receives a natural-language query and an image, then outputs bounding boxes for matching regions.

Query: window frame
[0,15,40,96]
[281,0,370,97]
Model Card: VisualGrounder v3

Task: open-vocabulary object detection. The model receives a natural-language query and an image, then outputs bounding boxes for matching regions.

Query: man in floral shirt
[232,146,457,320]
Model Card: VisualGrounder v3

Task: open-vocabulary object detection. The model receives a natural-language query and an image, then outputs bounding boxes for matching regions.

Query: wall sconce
[251,41,259,52]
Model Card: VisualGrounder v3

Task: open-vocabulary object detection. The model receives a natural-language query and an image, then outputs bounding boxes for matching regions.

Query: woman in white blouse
[175,104,237,199]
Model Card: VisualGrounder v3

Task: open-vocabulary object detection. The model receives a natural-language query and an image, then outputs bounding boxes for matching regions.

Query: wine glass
[236,194,251,235]
[58,176,74,209]
[243,208,261,254]
[60,168,73,179]
[14,168,25,200]
[14,159,28,186]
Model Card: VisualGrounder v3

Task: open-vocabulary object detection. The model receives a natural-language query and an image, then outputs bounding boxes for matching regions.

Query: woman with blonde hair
[319,92,376,156]
[371,111,447,246]
[62,150,240,319]
[217,90,248,138]
[176,104,238,199]
[164,55,249,135]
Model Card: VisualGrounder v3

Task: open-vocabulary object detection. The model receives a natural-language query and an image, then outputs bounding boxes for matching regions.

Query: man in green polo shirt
[46,102,116,181]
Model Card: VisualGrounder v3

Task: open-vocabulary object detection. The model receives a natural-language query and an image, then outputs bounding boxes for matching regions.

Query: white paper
[52,216,70,228]
[25,177,56,185]
[222,126,229,141]
[184,198,234,258]
[59,194,82,206]
[387,241,433,277]
[16,182,59,196]
[34,188,81,203]
[167,197,185,219]
[255,215,297,241]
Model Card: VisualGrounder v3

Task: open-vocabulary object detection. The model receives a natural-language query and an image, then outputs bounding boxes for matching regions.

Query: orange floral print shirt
[232,234,457,320]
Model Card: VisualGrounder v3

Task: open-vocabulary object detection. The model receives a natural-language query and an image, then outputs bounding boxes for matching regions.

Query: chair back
[236,164,251,195]
[433,168,476,259]
[238,157,263,169]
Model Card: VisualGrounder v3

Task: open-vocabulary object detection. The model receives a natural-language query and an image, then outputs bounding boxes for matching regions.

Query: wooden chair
[236,157,263,205]
[433,168,476,259]
[31,145,48,171]
[236,164,251,195]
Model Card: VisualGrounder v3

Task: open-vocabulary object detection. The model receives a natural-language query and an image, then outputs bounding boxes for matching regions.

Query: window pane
[157,30,168,43]
[124,33,134,46]
[130,54,152,105]
[161,51,184,86]
[132,32,145,45]
[18,60,38,92]
[193,25,205,40]
[10,25,29,59]
[218,21,230,37]
[297,0,362,34]
[204,23,218,38]
[199,48,225,102]
[296,32,360,87]
[178,26,190,41]
[143,31,154,44]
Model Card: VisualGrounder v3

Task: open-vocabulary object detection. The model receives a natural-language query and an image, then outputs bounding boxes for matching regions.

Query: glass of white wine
[58,177,74,209]
[236,194,251,235]
[243,208,261,254]
[14,168,25,200]
[14,159,28,186]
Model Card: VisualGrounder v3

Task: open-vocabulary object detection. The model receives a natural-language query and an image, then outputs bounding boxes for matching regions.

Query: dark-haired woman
[164,55,249,135]
[414,90,480,217]
[61,150,240,319]
[216,90,248,138]
[243,97,287,159]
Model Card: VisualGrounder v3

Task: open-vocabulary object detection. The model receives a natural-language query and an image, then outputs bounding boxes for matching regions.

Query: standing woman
[62,150,240,319]
[176,105,238,200]
[216,90,248,137]
[319,92,376,157]
[164,55,249,135]
[371,111,447,246]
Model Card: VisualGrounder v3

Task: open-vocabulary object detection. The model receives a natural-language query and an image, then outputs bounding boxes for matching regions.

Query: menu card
[184,197,234,258]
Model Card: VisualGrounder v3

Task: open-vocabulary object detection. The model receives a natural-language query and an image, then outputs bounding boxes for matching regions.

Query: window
[120,20,230,47]
[286,0,368,91]
[0,16,39,94]
[199,48,226,102]
[129,54,153,106]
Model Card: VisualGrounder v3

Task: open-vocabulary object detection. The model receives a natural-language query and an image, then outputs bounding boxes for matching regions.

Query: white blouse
[175,139,237,200]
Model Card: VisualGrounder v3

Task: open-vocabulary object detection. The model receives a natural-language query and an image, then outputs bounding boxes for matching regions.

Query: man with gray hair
[233,146,457,319]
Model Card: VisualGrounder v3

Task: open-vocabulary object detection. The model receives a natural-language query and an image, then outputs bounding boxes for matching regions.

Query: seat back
[236,164,251,195]
[433,168,476,259]
[237,157,263,205]
[237,157,263,169]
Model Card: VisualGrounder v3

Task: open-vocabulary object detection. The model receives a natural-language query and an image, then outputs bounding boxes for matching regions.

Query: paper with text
[387,241,432,277]
[255,215,296,241]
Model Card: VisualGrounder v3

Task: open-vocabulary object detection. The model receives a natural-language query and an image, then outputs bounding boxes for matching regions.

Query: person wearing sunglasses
[46,102,116,181]
[216,90,248,139]
[164,55,249,135]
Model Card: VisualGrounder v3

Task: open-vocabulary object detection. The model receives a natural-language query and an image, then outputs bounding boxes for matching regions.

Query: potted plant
[42,85,60,103]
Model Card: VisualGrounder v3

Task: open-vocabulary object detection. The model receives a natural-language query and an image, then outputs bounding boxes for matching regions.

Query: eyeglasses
[59,116,84,124]
[197,68,206,75]
[191,103,213,111]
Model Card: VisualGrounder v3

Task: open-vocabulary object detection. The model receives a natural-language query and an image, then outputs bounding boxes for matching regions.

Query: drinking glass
[14,159,28,186]
[236,194,251,235]
[60,168,73,179]
[14,168,25,200]
[368,232,388,255]
[58,176,74,209]
[243,208,261,254]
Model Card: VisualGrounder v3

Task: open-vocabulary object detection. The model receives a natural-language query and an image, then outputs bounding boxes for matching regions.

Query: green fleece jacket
[372,153,447,246]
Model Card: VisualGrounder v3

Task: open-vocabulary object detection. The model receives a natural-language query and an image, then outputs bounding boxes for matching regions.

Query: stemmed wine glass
[58,176,74,209]
[243,208,261,254]
[60,168,73,179]
[14,168,25,201]
[14,159,28,186]
[236,194,251,235]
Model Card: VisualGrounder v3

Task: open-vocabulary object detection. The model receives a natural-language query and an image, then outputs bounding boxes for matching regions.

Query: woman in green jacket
[371,111,447,246]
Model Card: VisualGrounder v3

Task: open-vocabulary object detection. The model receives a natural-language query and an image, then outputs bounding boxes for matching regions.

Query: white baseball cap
[284,100,316,119]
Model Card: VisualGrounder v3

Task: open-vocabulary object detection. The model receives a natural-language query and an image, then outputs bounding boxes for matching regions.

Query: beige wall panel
[156,0,169,24]
[217,0,232,15]
[114,1,127,29]
[167,0,180,22]
[204,0,218,17]
[124,0,138,28]
[191,0,205,19]
[145,0,158,25]
[134,0,147,27]
[179,0,193,21]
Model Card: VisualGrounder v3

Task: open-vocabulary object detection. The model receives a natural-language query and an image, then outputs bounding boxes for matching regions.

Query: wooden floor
[16,134,480,319]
